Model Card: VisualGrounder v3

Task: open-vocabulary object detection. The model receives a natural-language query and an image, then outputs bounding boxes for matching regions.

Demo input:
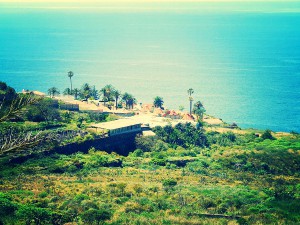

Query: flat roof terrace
[90,119,142,136]
[90,119,141,130]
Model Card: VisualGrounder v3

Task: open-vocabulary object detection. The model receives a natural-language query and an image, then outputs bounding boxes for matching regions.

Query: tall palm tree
[67,71,74,93]
[187,88,194,115]
[154,96,164,108]
[113,89,121,110]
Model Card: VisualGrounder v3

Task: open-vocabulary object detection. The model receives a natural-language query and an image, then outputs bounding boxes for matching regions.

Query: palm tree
[187,88,194,115]
[73,88,80,100]
[90,86,99,100]
[194,100,203,109]
[80,83,91,100]
[128,96,136,109]
[193,100,206,121]
[100,84,114,106]
[63,88,71,96]
[48,87,60,98]
[153,96,164,108]
[113,89,121,110]
[67,71,74,93]
[121,92,130,109]
[122,92,136,109]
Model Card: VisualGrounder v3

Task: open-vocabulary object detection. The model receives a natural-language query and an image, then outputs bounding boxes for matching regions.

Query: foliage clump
[153,123,208,148]
[1,82,300,225]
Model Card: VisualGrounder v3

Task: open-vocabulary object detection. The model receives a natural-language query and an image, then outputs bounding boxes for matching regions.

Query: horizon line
[0,0,299,2]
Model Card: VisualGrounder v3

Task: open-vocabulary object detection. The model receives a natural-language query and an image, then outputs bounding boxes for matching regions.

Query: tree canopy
[154,96,164,109]
[193,100,206,121]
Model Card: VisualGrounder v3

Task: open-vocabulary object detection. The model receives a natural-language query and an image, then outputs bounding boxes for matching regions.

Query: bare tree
[0,94,45,156]
[0,130,44,156]
[0,94,41,123]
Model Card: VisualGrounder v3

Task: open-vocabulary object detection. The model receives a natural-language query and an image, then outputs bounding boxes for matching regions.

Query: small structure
[162,110,180,119]
[168,110,180,119]
[141,103,154,113]
[22,90,46,97]
[153,107,164,116]
[182,113,195,121]
[90,119,142,136]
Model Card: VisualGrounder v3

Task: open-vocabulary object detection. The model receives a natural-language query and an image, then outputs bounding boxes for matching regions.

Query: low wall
[55,131,142,156]
[9,131,141,164]
[60,104,79,111]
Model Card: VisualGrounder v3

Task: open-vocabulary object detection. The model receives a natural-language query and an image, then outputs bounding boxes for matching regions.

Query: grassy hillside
[0,82,299,224]
[0,126,299,225]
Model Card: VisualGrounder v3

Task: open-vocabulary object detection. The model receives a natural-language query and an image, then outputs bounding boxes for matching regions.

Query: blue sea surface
[0,3,300,132]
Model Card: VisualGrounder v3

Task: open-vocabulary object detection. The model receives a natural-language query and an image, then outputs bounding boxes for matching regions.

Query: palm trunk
[115,97,118,110]
[70,77,73,93]
[189,100,192,115]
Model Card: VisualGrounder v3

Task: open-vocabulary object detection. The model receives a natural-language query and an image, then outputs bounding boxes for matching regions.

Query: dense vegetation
[0,82,300,224]
[1,126,299,224]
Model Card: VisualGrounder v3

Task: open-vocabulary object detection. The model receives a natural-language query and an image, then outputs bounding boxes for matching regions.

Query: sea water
[0,2,299,132]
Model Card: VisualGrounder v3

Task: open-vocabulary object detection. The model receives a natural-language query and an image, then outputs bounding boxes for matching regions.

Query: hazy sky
[1,0,299,13]
[0,0,298,2]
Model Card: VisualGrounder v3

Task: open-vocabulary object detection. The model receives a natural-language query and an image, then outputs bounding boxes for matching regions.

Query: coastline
[53,94,291,137]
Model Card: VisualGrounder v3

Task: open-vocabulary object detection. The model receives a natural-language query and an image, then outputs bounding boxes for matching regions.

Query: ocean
[0,2,300,132]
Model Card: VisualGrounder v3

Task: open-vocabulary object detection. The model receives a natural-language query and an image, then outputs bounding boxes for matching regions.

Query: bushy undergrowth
[0,131,299,224]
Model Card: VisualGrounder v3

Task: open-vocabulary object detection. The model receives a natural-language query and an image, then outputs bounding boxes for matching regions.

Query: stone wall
[55,131,142,156]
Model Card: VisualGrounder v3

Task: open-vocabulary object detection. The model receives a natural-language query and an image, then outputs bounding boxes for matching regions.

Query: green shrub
[16,205,52,225]
[162,179,177,192]
[186,160,209,175]
[206,131,238,146]
[261,130,275,140]
[74,194,89,202]
[38,191,48,198]
[87,112,108,122]
[151,158,166,166]
[131,149,144,157]
[80,208,112,224]
[153,123,208,148]
[25,98,61,122]
[135,136,159,152]
[0,193,17,217]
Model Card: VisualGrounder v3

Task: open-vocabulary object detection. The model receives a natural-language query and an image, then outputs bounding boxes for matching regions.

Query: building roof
[90,119,141,130]
[169,110,178,116]
[142,103,154,112]
[182,113,195,121]
[142,130,156,136]
[153,108,164,115]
